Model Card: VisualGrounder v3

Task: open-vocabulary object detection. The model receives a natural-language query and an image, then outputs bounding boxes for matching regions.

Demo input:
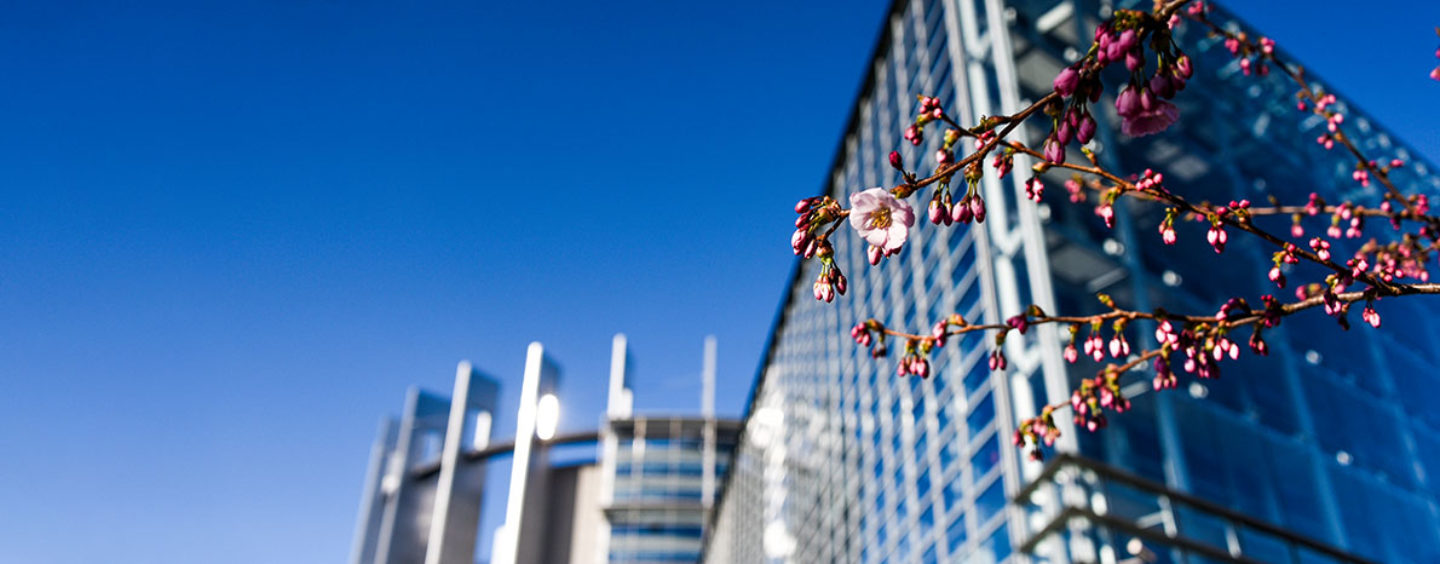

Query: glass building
[704,0,1440,563]
[350,336,740,564]
[605,416,740,563]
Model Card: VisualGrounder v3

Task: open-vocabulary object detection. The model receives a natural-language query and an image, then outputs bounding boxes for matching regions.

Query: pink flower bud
[1076,114,1097,144]
[951,197,973,224]
[1043,136,1066,164]
[1269,266,1285,288]
[1126,49,1143,72]
[1115,86,1141,117]
[889,150,904,171]
[1363,306,1381,328]
[970,196,987,223]
[1053,66,1081,97]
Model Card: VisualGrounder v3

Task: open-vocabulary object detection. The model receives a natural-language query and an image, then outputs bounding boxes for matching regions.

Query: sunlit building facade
[350,336,738,564]
[705,0,1440,563]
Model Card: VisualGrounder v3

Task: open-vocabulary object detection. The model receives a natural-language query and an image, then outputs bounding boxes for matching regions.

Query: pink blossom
[849,188,915,252]
[1120,98,1179,136]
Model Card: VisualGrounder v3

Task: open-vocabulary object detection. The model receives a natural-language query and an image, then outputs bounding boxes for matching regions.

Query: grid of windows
[706,0,1440,563]
[609,418,737,564]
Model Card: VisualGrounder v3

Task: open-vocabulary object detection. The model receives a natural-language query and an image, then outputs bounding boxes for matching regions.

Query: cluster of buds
[1079,329,1104,362]
[1156,321,1239,381]
[1107,17,1190,137]
[988,346,1009,370]
[903,96,946,146]
[1158,207,1178,245]
[1269,245,1299,288]
[1215,297,1251,322]
[897,339,933,378]
[1308,93,1342,150]
[1072,367,1130,432]
[1134,168,1166,193]
[1359,237,1434,283]
[1327,203,1366,240]
[1205,212,1229,253]
[1107,319,1132,358]
[1310,237,1331,262]
[1064,177,1086,203]
[1249,327,1271,356]
[1352,163,1372,188]
[1362,298,1382,328]
[1177,325,1228,379]
[1094,189,1118,228]
[1024,177,1044,202]
[1152,355,1178,390]
[811,258,847,303]
[850,319,888,358]
[791,196,838,257]
[1014,406,1060,461]
[1041,101,1099,165]
[992,147,1014,178]
[926,189,988,226]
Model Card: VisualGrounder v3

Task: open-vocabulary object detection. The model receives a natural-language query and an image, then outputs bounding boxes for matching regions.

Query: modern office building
[350,336,739,564]
[705,1,1440,563]
[604,337,741,563]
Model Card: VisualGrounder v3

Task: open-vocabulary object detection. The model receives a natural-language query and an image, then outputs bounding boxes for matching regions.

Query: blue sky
[1,1,1437,563]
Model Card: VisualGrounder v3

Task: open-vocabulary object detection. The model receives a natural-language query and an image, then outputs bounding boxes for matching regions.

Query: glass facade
[607,417,739,563]
[705,0,1440,563]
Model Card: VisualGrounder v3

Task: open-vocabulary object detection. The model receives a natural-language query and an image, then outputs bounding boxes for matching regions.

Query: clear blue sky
[0,1,1436,563]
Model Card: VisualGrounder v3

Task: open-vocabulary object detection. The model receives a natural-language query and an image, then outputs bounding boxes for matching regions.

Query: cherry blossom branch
[788,0,1440,461]
[998,140,1417,298]
[853,281,1440,459]
[1187,4,1432,224]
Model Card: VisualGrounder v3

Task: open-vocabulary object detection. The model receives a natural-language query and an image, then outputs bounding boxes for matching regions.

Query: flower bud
[1115,86,1141,117]
[970,195,987,223]
[889,150,904,171]
[1055,121,1074,146]
[1076,114,1097,144]
[1175,55,1193,79]
[952,196,973,224]
[1043,136,1065,165]
[1126,49,1143,72]
[1053,66,1081,97]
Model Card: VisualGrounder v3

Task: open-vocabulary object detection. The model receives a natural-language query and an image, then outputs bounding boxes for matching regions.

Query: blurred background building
[350,336,739,564]
[704,0,1440,563]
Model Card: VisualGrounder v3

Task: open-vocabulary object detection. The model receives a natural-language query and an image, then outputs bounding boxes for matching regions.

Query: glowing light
[535,394,559,440]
